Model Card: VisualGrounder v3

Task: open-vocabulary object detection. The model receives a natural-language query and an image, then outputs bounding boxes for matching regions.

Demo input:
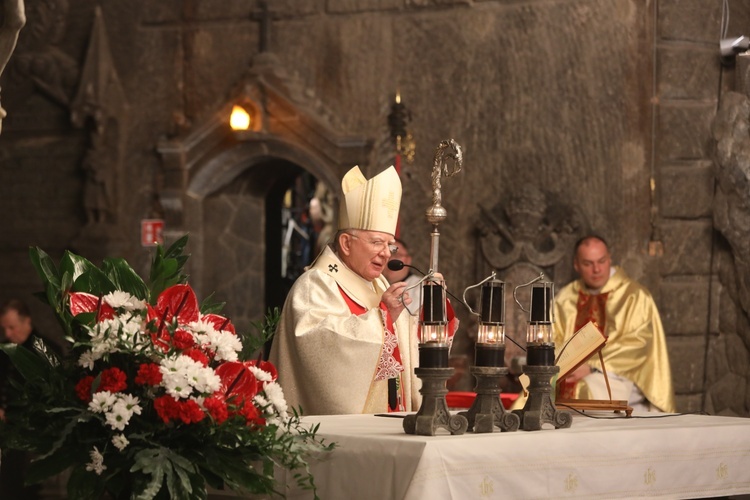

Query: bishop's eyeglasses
[346,232,398,255]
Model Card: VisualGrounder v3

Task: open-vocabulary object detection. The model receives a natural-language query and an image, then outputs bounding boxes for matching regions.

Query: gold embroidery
[564,473,579,493]
[644,467,656,486]
[479,476,494,497]
[381,191,399,218]
[717,462,728,480]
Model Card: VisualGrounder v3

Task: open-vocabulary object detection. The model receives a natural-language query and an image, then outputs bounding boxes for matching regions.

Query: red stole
[557,291,609,399]
[338,286,405,412]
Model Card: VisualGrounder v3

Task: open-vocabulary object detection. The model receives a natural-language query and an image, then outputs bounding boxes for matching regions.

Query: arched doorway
[264,163,334,315]
[196,156,334,341]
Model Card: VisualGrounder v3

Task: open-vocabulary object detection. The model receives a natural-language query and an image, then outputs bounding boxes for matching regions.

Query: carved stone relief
[9,0,78,106]
[475,184,588,368]
[478,185,587,276]
[68,6,127,260]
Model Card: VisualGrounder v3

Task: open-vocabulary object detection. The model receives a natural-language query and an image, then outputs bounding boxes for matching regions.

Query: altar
[276,412,750,500]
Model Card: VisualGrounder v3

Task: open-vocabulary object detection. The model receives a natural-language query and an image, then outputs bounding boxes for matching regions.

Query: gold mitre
[338,165,402,235]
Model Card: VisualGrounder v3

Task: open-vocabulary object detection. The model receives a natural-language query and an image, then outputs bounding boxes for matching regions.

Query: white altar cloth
[277,412,750,500]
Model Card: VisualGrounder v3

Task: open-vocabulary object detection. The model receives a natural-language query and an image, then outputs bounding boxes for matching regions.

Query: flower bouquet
[0,235,332,499]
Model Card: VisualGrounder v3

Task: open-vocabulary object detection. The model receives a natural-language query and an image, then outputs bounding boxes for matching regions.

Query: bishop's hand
[382,281,411,320]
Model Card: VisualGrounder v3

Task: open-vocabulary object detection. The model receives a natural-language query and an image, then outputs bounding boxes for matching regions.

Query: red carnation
[75,376,95,403]
[183,348,209,367]
[154,395,181,423]
[204,396,229,424]
[177,399,206,424]
[172,329,195,350]
[239,400,265,427]
[99,367,127,393]
[135,363,163,386]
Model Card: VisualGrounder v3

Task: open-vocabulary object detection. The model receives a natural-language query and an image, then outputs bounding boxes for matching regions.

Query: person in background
[382,238,423,316]
[0,298,42,499]
[553,235,676,413]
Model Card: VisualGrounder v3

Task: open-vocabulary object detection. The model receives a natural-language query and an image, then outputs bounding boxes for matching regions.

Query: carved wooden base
[403,367,468,436]
[513,365,572,431]
[459,366,519,433]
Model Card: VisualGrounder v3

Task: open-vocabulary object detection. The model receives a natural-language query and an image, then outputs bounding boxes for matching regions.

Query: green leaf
[199,292,225,315]
[131,447,198,500]
[0,343,50,382]
[103,258,150,300]
[148,240,191,303]
[29,246,61,291]
[72,267,117,296]
[163,234,189,261]
[59,250,98,284]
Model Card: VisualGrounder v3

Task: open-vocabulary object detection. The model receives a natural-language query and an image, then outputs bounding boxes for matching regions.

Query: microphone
[387,259,421,274]
[387,259,466,306]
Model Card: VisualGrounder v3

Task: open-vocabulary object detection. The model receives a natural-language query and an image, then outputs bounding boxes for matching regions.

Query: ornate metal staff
[403,139,468,437]
[419,139,463,366]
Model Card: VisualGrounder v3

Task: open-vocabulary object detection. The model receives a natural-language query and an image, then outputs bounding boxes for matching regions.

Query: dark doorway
[263,161,334,355]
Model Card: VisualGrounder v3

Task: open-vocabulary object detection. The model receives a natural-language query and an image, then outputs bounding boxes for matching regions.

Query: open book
[555,321,606,379]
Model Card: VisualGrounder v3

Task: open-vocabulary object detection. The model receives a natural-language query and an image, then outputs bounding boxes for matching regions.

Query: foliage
[0,235,333,499]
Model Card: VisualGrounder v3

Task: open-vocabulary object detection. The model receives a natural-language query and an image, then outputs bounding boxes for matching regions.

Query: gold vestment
[553,267,676,412]
[269,247,420,415]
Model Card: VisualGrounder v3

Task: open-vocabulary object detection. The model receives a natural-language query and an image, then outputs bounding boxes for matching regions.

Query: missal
[555,321,606,379]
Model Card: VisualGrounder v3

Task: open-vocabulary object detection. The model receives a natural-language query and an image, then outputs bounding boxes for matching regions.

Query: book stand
[555,350,633,417]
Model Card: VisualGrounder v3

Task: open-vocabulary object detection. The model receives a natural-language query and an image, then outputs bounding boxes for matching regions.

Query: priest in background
[553,235,676,413]
[270,166,421,415]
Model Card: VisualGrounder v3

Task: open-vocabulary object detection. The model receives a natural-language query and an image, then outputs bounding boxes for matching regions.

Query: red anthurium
[245,360,278,382]
[69,292,115,321]
[202,314,237,335]
[146,304,171,353]
[215,362,260,407]
[155,285,200,325]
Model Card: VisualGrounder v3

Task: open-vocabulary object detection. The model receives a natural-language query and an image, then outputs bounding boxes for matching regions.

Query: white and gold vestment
[269,247,420,415]
[553,267,676,412]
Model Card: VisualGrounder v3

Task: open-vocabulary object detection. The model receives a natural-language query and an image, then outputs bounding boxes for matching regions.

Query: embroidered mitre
[338,166,402,235]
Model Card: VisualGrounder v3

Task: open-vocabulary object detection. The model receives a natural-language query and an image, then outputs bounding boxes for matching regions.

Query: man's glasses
[346,233,398,254]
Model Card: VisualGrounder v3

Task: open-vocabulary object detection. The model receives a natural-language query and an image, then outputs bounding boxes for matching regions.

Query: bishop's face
[573,238,612,291]
[338,230,396,281]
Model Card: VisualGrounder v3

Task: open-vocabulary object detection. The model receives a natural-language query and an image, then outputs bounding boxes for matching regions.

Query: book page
[555,321,606,380]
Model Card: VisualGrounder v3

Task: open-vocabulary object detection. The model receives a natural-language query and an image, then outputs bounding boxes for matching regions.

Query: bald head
[573,236,612,290]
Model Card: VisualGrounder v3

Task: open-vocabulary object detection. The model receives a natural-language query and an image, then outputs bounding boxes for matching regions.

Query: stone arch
[157,54,373,333]
[182,139,342,332]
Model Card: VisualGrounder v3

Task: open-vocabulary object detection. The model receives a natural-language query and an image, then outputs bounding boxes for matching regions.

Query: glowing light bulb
[230,105,251,131]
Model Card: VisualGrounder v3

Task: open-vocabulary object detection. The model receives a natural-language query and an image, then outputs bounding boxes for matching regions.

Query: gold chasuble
[553,267,676,413]
[269,247,420,415]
